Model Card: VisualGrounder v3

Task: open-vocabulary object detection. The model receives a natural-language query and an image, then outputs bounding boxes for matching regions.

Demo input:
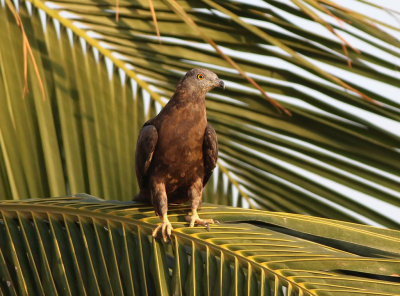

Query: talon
[152,216,173,242]
[152,224,162,237]
[186,212,216,230]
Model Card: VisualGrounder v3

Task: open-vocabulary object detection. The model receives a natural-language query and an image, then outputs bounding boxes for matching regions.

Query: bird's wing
[135,124,158,189]
[203,124,218,186]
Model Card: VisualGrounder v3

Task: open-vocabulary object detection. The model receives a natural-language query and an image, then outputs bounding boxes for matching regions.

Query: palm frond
[0,0,399,227]
[0,195,400,295]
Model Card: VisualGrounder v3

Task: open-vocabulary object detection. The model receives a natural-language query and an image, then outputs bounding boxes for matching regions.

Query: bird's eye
[197,74,204,80]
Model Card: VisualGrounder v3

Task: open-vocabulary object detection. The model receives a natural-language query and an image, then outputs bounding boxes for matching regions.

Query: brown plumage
[134,68,223,241]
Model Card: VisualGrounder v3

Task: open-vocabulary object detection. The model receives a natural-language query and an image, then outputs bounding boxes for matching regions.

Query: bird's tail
[133,190,147,202]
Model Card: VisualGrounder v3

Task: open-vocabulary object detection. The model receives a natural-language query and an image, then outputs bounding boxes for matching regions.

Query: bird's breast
[158,107,206,162]
[151,103,207,188]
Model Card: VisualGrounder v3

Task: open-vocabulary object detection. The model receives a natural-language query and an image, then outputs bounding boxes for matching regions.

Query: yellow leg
[185,209,216,230]
[152,214,173,242]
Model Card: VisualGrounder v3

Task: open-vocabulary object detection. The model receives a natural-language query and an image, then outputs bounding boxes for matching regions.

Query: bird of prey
[134,68,224,241]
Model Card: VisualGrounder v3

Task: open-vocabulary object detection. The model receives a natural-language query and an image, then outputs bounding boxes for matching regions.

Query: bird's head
[176,68,225,98]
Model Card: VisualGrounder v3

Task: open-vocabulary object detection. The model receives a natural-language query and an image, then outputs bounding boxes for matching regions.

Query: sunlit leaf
[0,0,399,229]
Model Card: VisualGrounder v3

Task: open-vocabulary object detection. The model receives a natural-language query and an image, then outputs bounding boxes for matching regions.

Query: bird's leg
[185,180,215,230]
[186,208,216,229]
[152,214,172,242]
[151,182,173,242]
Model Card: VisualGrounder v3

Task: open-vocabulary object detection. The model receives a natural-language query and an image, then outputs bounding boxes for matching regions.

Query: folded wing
[203,124,218,186]
[135,125,158,189]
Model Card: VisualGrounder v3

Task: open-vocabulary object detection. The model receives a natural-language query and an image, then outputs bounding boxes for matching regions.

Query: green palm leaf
[0,195,400,295]
[0,0,399,228]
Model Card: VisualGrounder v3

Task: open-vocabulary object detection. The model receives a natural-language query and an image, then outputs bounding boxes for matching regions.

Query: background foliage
[0,0,399,228]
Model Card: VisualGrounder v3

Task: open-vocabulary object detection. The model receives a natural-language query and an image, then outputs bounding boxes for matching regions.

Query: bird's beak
[217,79,225,89]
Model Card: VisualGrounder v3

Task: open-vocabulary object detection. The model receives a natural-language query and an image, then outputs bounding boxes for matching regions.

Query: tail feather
[133,190,148,202]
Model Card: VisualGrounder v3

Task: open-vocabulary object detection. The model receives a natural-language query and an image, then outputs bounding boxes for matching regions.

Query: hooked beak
[217,79,225,89]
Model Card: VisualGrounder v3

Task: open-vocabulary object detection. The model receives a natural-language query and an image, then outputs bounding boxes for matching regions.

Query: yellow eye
[197,74,204,80]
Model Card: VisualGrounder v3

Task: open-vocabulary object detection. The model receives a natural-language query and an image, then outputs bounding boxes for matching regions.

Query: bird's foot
[185,213,218,231]
[152,216,173,242]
